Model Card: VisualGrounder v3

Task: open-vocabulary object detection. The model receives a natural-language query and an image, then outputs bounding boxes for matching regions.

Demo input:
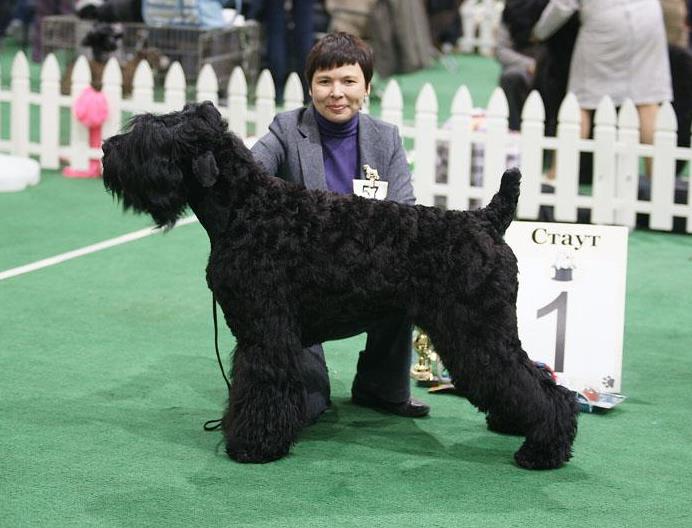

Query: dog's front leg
[222,333,307,463]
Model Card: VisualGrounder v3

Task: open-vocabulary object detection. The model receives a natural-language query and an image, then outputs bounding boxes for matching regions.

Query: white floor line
[0,215,199,282]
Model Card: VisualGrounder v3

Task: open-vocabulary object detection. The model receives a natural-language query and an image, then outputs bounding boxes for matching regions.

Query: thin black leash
[203,295,231,431]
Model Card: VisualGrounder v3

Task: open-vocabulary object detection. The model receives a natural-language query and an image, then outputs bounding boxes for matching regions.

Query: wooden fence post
[413,83,438,206]
[554,92,580,222]
[68,55,91,171]
[10,51,30,158]
[447,85,473,211]
[0,64,3,145]
[102,57,123,141]
[591,96,617,224]
[131,59,154,113]
[163,62,186,113]
[283,73,304,112]
[482,87,509,205]
[614,100,640,228]
[39,54,61,169]
[227,66,248,138]
[518,90,545,219]
[650,102,677,230]
[196,64,219,105]
[255,70,276,138]
[380,79,403,131]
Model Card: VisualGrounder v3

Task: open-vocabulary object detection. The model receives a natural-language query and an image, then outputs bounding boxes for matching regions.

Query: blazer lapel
[297,107,327,190]
[358,115,384,181]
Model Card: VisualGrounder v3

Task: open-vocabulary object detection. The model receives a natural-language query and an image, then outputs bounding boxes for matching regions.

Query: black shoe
[351,391,430,418]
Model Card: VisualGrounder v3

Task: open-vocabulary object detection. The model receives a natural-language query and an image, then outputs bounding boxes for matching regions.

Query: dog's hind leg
[220,311,307,463]
[508,362,579,470]
[429,314,578,470]
[477,347,578,470]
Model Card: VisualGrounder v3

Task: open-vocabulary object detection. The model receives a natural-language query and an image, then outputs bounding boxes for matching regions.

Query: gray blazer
[251,105,416,205]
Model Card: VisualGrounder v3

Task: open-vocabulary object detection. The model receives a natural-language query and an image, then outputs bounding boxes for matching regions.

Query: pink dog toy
[63,86,109,179]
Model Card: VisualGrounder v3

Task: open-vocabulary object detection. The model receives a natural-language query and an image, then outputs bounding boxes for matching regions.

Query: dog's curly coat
[102,102,579,468]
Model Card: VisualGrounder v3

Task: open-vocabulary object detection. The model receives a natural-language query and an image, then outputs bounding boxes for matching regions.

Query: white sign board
[504,222,629,393]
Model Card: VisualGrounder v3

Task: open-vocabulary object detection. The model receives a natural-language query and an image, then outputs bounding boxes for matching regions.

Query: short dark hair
[304,32,374,86]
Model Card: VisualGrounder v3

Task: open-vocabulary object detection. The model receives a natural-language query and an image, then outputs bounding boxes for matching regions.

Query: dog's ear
[192,150,219,187]
[196,100,224,126]
[182,101,227,138]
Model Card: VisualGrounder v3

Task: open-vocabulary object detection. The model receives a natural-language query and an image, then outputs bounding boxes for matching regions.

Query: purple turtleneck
[314,107,360,195]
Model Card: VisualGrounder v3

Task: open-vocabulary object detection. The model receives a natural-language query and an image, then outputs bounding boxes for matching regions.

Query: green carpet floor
[2,151,692,528]
[2,37,691,528]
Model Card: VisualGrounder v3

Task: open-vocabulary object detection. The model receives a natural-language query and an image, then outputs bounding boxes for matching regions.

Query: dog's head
[102,101,227,228]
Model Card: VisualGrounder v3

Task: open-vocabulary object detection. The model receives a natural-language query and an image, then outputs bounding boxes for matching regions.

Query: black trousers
[499,67,533,132]
[302,313,413,423]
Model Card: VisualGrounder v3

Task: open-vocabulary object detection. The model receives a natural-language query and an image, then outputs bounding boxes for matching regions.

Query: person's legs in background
[659,0,689,48]
[351,313,429,417]
[579,108,593,141]
[0,1,17,39]
[352,319,412,404]
[262,0,288,102]
[301,344,332,424]
[291,0,315,101]
[12,0,35,46]
[31,0,72,62]
[689,0,692,47]
[499,67,532,132]
[638,102,661,177]
[259,0,315,103]
[638,103,660,145]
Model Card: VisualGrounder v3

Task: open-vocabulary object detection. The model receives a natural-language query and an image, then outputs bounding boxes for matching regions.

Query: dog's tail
[482,167,521,235]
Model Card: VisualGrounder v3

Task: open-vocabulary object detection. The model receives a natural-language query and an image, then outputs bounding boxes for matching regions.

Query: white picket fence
[0,50,691,233]
[459,0,504,56]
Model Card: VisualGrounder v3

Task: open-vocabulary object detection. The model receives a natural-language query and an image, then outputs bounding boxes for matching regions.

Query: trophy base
[428,383,458,394]
[415,378,440,388]
[415,377,456,390]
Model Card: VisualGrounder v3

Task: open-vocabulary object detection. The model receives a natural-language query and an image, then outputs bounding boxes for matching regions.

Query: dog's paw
[513,440,572,470]
[225,439,290,464]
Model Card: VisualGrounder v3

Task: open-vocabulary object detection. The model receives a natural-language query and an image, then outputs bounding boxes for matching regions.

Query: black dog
[102,102,578,469]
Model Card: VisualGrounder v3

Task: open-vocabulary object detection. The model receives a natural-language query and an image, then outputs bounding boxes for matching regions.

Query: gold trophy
[411,331,435,385]
[410,328,452,390]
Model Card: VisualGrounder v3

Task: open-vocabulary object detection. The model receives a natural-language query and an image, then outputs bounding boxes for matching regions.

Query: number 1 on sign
[537,291,568,372]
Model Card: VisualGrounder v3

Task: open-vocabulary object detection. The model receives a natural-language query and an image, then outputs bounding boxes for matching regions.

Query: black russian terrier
[102,102,578,469]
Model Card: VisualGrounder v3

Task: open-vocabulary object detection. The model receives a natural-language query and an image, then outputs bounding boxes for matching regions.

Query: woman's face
[310,63,371,123]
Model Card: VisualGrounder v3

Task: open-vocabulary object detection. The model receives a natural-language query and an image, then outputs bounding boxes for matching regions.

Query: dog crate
[42,15,97,61]
[41,15,261,90]
[119,21,260,88]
